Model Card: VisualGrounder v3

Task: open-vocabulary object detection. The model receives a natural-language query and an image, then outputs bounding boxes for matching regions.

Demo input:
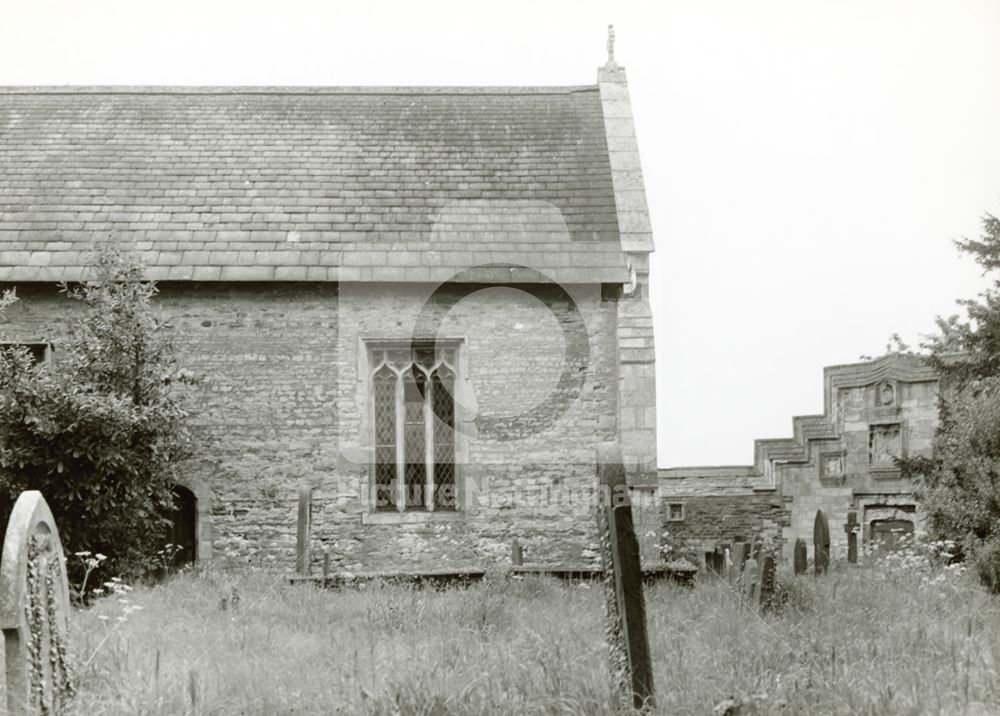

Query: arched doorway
[166,485,197,567]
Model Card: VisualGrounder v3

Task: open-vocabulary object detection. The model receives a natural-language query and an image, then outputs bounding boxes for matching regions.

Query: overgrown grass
[68,558,1000,715]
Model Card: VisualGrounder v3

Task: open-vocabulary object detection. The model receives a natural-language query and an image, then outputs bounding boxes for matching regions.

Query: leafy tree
[906,213,1000,591]
[0,241,196,587]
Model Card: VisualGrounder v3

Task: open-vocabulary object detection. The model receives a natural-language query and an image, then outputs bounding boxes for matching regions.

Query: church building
[0,48,658,570]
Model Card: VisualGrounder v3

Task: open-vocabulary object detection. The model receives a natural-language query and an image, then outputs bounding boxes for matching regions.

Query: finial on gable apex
[598,24,625,82]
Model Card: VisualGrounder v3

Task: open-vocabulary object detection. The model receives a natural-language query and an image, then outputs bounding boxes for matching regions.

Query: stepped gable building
[659,353,938,563]
[0,47,658,569]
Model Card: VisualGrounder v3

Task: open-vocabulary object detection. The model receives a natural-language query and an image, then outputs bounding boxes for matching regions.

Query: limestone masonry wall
[330,282,619,571]
[662,493,791,554]
[1,281,636,570]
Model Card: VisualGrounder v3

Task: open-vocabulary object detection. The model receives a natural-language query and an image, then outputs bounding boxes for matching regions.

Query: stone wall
[660,493,791,556]
[330,281,619,570]
[0,280,637,571]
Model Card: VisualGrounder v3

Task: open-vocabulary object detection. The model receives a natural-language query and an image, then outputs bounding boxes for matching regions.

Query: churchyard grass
[69,557,1000,715]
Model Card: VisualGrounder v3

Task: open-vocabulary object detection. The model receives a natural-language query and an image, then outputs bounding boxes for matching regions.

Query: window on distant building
[369,342,458,512]
[0,342,52,366]
[666,502,684,521]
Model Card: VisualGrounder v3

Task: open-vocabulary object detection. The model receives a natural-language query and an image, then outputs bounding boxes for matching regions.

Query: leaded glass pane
[432,369,456,510]
[403,368,427,510]
[373,367,397,511]
[370,343,459,513]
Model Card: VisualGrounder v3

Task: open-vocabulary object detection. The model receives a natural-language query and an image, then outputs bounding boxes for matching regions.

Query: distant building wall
[658,354,937,564]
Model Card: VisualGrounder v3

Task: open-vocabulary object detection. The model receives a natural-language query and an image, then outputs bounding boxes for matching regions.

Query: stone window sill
[361,511,464,525]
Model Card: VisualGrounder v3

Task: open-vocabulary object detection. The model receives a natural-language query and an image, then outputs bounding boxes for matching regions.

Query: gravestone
[595,443,655,710]
[711,546,725,574]
[793,538,808,575]
[731,542,748,584]
[758,554,776,608]
[814,510,830,575]
[511,540,523,567]
[0,491,74,714]
[296,487,312,575]
[844,511,859,564]
[741,558,759,601]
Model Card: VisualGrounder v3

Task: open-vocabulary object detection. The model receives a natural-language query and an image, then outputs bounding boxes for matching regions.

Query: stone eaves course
[0,86,629,284]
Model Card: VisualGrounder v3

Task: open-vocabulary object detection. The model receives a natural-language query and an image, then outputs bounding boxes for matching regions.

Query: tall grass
[68,558,1000,715]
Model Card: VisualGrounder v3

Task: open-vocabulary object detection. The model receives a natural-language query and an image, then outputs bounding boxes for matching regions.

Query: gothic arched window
[369,343,458,512]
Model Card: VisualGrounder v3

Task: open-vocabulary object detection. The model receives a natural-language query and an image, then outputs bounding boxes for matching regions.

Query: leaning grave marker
[595,443,655,711]
[0,491,74,715]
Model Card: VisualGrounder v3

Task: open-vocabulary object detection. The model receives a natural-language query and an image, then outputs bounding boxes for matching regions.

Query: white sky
[2,0,999,467]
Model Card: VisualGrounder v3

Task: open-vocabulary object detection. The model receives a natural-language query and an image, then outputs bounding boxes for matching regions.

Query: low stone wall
[662,492,791,557]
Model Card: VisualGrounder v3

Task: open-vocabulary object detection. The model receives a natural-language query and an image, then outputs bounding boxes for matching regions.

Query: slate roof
[0,86,629,283]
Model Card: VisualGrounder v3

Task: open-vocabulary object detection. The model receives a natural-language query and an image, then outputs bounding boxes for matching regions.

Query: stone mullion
[394,369,405,512]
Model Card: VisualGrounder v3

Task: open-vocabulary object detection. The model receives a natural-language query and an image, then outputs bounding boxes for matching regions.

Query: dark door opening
[166,485,197,567]
[870,519,914,551]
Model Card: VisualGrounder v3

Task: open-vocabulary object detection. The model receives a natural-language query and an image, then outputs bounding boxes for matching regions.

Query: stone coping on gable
[659,354,941,492]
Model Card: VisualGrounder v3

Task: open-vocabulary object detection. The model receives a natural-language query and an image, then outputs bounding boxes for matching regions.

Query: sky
[2,0,999,467]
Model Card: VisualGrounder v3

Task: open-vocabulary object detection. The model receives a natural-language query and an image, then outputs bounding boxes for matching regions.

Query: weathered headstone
[758,554,776,608]
[732,542,748,569]
[296,487,312,575]
[595,443,655,710]
[707,546,723,575]
[814,509,830,575]
[845,511,859,564]
[793,538,808,575]
[0,491,74,714]
[511,540,523,567]
[732,542,748,587]
[741,558,759,602]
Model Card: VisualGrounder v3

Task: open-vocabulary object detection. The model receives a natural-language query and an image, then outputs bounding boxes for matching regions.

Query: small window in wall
[369,342,458,512]
[0,342,52,366]
[666,502,685,522]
